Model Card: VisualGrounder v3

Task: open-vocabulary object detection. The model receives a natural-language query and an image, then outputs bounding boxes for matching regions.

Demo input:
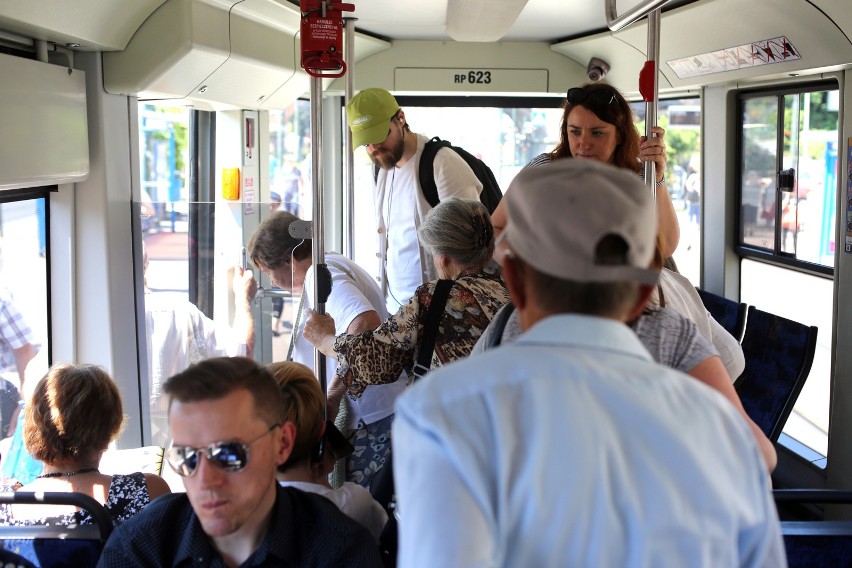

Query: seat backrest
[695,287,748,342]
[735,306,818,443]
[0,492,113,568]
[99,445,164,476]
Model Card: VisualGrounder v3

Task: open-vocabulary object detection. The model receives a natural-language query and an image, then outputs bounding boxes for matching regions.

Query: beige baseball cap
[502,159,659,285]
[346,88,400,147]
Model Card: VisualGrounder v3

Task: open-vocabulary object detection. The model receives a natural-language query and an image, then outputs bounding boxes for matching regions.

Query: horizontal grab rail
[606,0,673,32]
[255,287,292,300]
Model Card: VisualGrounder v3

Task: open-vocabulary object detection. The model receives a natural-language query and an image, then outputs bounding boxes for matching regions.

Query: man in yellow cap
[346,88,482,313]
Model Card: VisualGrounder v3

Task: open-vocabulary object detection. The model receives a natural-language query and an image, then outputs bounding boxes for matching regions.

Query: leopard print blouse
[333,262,509,399]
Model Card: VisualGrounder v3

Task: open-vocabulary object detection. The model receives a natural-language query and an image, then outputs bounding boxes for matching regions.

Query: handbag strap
[411,279,454,380]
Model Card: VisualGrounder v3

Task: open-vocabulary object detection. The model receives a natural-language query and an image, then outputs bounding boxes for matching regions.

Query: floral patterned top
[333,262,509,399]
[0,472,152,527]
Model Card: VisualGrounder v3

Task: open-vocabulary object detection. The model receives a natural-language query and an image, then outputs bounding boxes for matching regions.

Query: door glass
[737,85,839,457]
[631,99,702,283]
[0,195,50,452]
[351,103,564,284]
[741,96,778,250]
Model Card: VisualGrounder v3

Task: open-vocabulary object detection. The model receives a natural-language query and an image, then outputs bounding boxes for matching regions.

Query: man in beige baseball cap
[391,159,785,567]
[345,88,482,313]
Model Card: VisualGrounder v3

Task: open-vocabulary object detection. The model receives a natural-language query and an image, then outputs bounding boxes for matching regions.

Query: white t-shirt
[292,253,387,388]
[374,133,482,313]
[145,291,244,400]
[655,269,746,380]
[278,480,388,541]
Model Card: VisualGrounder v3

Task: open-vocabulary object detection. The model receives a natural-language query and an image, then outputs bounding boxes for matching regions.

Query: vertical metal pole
[343,18,357,259]
[310,76,327,385]
[644,8,661,204]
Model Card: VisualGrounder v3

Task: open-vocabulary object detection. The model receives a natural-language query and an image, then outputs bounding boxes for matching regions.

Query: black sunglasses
[566,87,616,106]
[165,423,280,477]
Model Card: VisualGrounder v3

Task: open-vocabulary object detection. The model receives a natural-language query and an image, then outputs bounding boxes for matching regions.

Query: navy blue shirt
[96,485,382,567]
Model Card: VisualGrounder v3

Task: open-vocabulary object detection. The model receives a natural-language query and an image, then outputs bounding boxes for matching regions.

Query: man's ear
[502,255,527,312]
[275,422,297,467]
[625,284,655,322]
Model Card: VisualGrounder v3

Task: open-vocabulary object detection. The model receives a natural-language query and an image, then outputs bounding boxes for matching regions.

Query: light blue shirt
[393,314,785,568]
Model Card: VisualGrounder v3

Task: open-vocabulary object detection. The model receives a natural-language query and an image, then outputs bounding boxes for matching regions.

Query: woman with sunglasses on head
[491,82,679,259]
[0,364,171,526]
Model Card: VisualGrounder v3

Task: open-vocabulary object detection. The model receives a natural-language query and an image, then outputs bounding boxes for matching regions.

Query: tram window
[737,84,839,458]
[137,103,191,447]
[0,192,51,432]
[631,98,702,283]
[269,101,312,221]
[266,101,312,365]
[738,86,839,268]
[350,100,563,281]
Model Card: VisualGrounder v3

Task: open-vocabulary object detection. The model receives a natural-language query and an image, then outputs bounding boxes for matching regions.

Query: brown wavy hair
[24,364,124,464]
[550,82,641,173]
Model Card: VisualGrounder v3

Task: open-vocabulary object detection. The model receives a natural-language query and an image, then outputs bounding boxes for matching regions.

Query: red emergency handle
[300,0,355,77]
[638,60,656,102]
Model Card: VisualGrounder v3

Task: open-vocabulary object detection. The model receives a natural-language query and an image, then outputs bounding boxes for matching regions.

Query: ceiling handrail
[606,0,672,32]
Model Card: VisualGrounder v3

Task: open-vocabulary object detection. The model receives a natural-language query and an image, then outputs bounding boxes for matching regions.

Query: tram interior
[0,0,852,547]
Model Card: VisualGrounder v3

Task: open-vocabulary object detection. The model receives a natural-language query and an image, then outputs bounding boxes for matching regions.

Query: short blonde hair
[24,364,124,464]
[266,362,324,470]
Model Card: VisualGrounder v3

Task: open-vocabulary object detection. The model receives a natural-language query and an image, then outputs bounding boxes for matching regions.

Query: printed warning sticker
[667,36,801,79]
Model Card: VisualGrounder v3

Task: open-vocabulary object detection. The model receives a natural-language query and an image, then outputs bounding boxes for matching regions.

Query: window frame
[735,79,839,278]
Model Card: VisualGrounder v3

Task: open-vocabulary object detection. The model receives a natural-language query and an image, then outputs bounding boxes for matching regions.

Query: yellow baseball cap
[346,88,400,147]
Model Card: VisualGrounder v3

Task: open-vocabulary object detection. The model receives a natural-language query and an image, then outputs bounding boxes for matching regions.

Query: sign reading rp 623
[394,68,548,92]
[455,70,492,84]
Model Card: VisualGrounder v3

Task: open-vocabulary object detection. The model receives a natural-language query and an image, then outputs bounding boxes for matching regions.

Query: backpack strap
[417,136,445,209]
[484,302,516,350]
[411,279,454,380]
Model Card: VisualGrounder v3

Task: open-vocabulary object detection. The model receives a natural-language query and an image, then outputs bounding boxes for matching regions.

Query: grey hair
[418,197,494,268]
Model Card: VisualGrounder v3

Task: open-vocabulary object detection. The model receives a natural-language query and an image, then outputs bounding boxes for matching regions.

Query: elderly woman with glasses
[491,82,679,259]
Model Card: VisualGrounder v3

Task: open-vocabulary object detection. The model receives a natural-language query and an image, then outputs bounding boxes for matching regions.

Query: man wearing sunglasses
[98,357,382,567]
[346,88,482,313]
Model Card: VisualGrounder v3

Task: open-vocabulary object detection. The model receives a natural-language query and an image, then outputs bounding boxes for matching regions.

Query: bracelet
[655,178,666,187]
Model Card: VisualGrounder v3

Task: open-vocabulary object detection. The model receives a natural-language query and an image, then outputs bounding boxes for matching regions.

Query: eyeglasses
[566,87,616,106]
[165,423,280,477]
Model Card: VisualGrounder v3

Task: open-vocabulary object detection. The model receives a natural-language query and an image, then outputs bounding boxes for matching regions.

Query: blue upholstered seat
[695,287,748,342]
[0,492,113,568]
[735,306,818,443]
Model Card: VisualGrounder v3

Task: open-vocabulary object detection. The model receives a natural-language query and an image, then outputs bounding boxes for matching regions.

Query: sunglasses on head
[165,423,280,477]
[566,87,616,106]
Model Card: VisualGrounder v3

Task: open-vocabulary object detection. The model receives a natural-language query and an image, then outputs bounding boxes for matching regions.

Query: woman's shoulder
[142,472,171,500]
[107,471,168,497]
[523,153,552,170]
[456,263,507,294]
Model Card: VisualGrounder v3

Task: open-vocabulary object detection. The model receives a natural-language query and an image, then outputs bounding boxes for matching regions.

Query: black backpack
[372,137,503,214]
[419,137,502,214]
